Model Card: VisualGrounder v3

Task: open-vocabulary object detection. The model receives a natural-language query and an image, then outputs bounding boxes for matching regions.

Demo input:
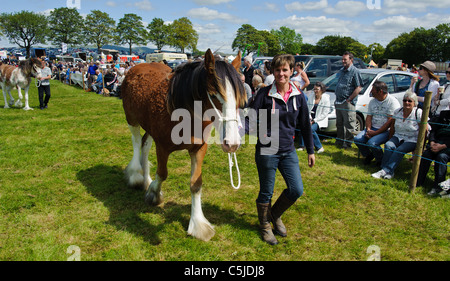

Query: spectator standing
[291,61,310,91]
[87,61,98,90]
[431,67,450,118]
[263,60,274,86]
[334,51,363,149]
[37,61,52,110]
[243,55,255,92]
[355,81,401,165]
[410,61,440,109]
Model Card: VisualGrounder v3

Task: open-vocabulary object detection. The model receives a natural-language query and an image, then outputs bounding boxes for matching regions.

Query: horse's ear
[231,51,241,72]
[204,49,215,75]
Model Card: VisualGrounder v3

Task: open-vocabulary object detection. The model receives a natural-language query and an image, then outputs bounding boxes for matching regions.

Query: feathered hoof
[145,190,164,206]
[187,218,215,242]
[125,168,145,190]
[23,106,33,111]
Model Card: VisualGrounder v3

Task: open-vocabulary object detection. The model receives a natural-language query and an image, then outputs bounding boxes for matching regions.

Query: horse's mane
[167,57,245,114]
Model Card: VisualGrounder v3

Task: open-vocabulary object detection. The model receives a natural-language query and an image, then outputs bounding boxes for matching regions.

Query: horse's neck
[12,68,31,86]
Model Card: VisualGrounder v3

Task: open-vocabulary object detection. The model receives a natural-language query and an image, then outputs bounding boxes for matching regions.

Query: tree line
[233,23,450,67]
[0,8,198,58]
[1,8,449,67]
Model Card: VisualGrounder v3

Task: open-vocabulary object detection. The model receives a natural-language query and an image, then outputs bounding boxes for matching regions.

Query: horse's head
[29,58,43,79]
[204,49,245,153]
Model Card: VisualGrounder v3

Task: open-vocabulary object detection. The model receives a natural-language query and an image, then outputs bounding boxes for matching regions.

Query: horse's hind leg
[187,145,215,241]
[125,125,145,189]
[2,85,13,108]
[141,132,153,191]
[144,145,166,206]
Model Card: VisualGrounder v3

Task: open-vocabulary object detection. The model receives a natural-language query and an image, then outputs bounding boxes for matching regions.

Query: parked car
[318,68,418,134]
[251,56,273,73]
[166,59,188,70]
[294,55,366,90]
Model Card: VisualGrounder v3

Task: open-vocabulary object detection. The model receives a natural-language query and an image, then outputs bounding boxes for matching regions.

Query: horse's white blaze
[125,125,144,188]
[220,79,240,153]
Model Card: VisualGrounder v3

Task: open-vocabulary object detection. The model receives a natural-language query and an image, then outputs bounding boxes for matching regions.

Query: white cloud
[187,7,247,24]
[285,0,328,12]
[194,23,222,35]
[193,0,235,4]
[383,0,450,15]
[270,15,354,39]
[106,1,117,7]
[324,1,367,16]
[134,0,153,11]
[254,2,280,13]
[361,12,450,46]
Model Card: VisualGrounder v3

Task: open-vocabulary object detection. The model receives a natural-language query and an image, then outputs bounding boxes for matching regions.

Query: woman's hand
[308,154,315,168]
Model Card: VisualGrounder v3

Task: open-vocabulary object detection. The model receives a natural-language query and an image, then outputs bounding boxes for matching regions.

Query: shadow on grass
[77,164,253,245]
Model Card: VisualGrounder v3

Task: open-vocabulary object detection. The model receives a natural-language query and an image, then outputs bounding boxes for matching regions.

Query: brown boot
[271,191,295,237]
[256,203,278,245]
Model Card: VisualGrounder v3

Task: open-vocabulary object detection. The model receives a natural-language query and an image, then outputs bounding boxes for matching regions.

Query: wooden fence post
[82,71,85,91]
[409,91,433,192]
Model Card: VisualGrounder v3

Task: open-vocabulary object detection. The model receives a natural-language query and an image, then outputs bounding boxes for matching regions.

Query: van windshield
[294,56,310,64]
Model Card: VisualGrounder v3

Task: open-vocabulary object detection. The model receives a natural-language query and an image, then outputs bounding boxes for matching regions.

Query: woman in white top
[305,82,331,153]
[291,61,310,91]
[263,60,274,86]
[432,67,450,116]
[410,61,440,109]
[372,91,429,179]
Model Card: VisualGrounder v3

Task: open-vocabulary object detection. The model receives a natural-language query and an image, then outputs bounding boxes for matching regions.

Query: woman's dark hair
[314,81,327,93]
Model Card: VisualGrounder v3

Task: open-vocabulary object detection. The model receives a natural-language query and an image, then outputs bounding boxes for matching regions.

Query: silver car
[318,69,418,134]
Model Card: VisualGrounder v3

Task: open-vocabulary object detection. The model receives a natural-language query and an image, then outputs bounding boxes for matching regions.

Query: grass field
[0,80,448,261]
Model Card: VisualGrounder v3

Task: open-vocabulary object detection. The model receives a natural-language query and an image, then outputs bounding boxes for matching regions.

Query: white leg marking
[125,125,144,189]
[141,135,153,190]
[188,190,215,241]
[22,86,32,110]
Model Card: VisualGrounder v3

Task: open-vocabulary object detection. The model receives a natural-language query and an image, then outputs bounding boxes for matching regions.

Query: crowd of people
[241,53,450,201]
[54,60,137,96]
[333,56,450,197]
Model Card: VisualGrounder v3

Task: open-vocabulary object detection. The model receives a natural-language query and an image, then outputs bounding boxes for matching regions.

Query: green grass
[0,80,449,261]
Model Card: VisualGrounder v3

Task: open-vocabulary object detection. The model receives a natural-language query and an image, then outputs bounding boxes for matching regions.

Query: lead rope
[207,93,241,190]
[228,152,241,189]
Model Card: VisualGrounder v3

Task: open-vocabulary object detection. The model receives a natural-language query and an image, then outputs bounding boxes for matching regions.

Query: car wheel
[355,114,364,133]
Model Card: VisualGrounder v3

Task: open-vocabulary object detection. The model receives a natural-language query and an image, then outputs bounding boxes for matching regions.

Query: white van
[146,52,187,63]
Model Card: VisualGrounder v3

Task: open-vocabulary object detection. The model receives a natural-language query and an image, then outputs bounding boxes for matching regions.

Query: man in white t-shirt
[355,81,401,165]
[38,61,53,110]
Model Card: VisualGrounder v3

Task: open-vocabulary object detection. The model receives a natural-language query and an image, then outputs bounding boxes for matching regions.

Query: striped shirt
[334,64,363,105]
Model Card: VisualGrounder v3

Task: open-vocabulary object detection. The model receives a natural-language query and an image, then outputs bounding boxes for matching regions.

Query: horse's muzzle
[222,141,239,153]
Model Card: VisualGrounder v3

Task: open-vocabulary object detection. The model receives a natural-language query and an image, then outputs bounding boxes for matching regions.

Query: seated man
[104,69,118,96]
[91,69,103,94]
[417,110,450,196]
[355,81,401,165]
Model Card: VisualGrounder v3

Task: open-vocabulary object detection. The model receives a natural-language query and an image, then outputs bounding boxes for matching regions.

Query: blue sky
[1,0,450,54]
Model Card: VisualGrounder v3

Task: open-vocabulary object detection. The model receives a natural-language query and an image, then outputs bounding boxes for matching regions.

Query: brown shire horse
[121,49,245,241]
